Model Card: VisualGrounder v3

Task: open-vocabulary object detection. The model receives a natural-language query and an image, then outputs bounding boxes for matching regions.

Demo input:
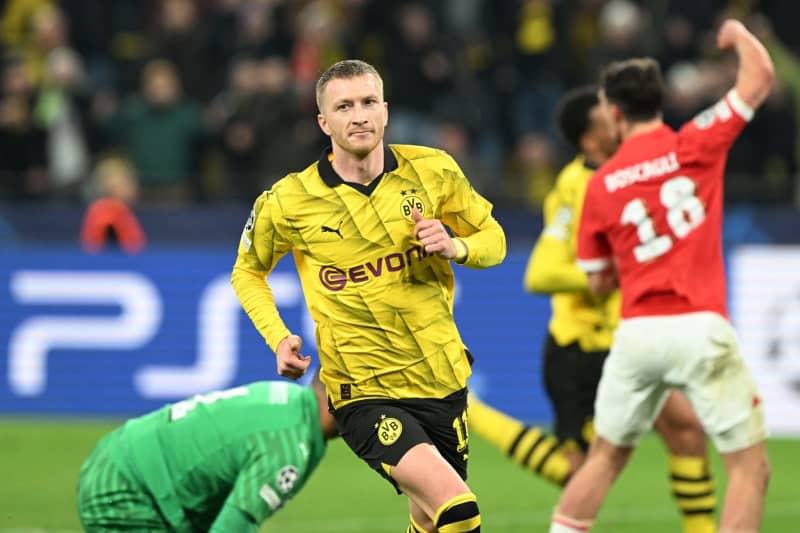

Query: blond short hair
[315,59,383,111]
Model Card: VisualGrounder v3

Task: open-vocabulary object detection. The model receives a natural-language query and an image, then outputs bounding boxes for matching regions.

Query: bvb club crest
[376,415,403,446]
[400,189,425,222]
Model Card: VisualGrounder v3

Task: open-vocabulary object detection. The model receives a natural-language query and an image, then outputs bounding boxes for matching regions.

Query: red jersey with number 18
[576,90,754,319]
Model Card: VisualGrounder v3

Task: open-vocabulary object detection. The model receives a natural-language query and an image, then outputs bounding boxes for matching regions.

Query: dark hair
[556,86,599,150]
[315,59,383,110]
[600,57,664,122]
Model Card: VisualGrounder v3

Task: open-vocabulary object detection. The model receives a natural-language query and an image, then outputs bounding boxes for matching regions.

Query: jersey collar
[318,145,399,195]
[581,157,599,171]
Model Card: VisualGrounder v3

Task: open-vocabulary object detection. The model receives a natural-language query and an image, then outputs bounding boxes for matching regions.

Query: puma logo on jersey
[321,220,343,239]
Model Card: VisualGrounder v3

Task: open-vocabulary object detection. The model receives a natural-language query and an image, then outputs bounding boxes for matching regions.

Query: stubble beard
[341,134,380,159]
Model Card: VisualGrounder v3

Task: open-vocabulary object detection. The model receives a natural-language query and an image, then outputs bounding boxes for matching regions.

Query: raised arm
[717,18,775,110]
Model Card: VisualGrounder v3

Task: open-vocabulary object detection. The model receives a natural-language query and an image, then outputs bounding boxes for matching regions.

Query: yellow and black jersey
[523,155,620,352]
[232,144,506,408]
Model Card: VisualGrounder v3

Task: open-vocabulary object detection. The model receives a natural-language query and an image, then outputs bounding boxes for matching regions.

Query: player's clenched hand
[411,207,458,260]
[717,19,747,51]
[276,334,311,380]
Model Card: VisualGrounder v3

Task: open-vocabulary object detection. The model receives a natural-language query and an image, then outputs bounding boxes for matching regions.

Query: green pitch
[0,417,797,532]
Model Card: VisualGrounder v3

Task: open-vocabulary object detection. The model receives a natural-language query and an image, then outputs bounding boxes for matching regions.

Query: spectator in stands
[507,0,567,138]
[1,0,53,54]
[585,0,654,82]
[80,155,145,254]
[506,131,557,209]
[215,54,321,201]
[228,0,294,65]
[214,55,262,201]
[2,52,36,99]
[150,0,216,102]
[433,120,493,196]
[0,1,796,210]
[34,46,94,200]
[654,1,715,72]
[101,59,206,204]
[385,1,455,146]
[1,0,62,86]
[0,93,48,199]
[750,14,800,206]
[290,0,347,103]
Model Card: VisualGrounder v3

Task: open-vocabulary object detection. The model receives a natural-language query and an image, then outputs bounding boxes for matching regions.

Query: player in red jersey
[548,19,774,533]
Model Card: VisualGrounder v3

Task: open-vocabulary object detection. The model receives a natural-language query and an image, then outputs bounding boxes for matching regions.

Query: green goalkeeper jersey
[106,381,326,530]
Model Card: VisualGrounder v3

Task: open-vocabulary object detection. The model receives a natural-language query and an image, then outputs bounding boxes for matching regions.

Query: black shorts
[542,333,609,452]
[332,388,469,493]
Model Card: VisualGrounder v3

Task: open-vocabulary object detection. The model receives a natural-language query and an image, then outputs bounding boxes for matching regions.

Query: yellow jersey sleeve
[521,156,621,352]
[439,153,506,269]
[523,159,589,294]
[231,188,294,352]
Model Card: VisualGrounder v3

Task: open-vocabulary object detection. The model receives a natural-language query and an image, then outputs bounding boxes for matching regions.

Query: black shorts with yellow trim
[332,388,469,493]
[542,333,609,452]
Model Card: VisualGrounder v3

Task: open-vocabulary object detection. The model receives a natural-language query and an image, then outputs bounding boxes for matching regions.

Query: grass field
[0,417,797,532]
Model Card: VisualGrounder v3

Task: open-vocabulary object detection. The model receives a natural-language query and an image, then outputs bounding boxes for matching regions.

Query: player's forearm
[586,268,618,297]
[524,241,588,294]
[231,265,292,352]
[732,23,775,108]
[456,223,506,268]
[209,504,258,533]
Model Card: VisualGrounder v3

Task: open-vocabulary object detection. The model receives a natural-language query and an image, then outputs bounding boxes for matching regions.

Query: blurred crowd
[1,0,799,211]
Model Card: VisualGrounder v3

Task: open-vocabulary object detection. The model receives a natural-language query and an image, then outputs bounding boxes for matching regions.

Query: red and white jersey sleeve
[576,90,754,319]
[576,178,613,273]
[677,89,753,168]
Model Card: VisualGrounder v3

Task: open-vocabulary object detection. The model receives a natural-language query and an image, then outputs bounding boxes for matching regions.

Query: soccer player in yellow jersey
[232,59,505,533]
[468,87,717,533]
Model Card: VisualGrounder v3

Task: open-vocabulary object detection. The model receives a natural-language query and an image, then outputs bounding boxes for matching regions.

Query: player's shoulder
[673,99,738,161]
[588,156,617,190]
[390,144,456,168]
[593,152,621,179]
[390,143,446,160]
[247,380,305,394]
[584,154,623,201]
[555,156,594,190]
[276,160,321,192]
[591,129,679,194]
[253,161,320,205]
[680,91,752,135]
[235,381,310,412]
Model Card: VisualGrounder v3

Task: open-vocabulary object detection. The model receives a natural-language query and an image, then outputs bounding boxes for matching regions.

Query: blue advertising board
[0,246,553,423]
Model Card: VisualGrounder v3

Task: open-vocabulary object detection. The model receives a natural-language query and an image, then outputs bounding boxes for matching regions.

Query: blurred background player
[77,370,337,532]
[550,18,773,533]
[232,59,505,533]
[469,85,717,533]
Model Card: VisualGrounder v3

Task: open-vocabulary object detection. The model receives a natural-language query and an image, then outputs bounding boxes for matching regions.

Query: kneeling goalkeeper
[77,371,337,532]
